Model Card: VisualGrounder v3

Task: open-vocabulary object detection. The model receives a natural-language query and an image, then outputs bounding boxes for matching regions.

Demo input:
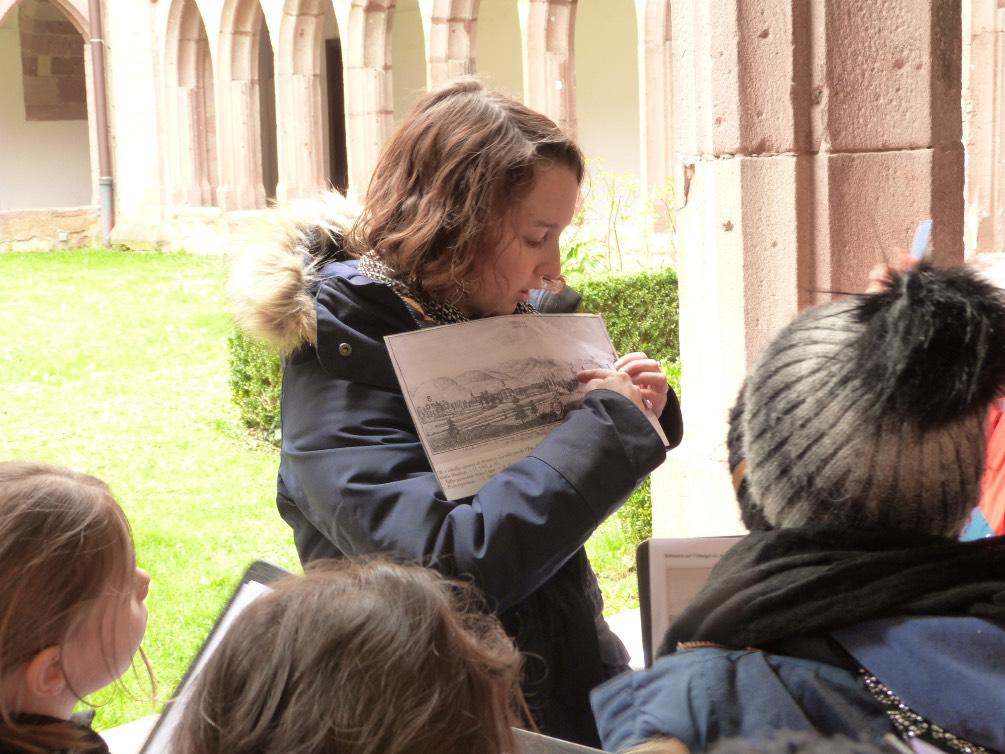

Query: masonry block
[824,0,961,151]
[823,148,964,294]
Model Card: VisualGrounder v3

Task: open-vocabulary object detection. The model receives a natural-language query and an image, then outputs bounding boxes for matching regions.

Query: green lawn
[0,248,636,730]
[0,249,300,728]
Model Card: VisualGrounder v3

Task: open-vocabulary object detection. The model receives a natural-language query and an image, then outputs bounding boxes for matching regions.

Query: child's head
[347,79,584,313]
[174,558,525,754]
[0,461,148,749]
[728,264,1005,536]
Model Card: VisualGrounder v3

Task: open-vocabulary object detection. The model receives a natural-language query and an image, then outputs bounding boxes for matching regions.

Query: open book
[385,313,668,500]
[637,536,743,667]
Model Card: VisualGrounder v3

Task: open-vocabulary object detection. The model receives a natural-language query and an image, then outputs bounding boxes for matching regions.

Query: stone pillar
[166,0,217,207]
[336,0,395,201]
[423,0,477,86]
[652,0,964,537]
[216,1,270,210]
[636,0,672,198]
[275,0,328,203]
[519,0,576,133]
[963,1,1005,255]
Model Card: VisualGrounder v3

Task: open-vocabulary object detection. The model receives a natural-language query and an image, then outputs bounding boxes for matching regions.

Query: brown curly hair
[345,79,584,306]
[172,557,528,754]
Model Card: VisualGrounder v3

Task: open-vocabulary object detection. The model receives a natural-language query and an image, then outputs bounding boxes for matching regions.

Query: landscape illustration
[411,356,607,453]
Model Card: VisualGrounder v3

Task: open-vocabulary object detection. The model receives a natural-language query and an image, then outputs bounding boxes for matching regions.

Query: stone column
[275,0,328,203]
[636,0,672,199]
[652,0,964,537]
[963,1,1005,255]
[336,0,395,201]
[423,0,477,86]
[519,0,576,133]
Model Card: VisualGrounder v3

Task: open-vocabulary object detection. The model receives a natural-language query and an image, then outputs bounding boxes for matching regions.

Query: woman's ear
[23,647,67,700]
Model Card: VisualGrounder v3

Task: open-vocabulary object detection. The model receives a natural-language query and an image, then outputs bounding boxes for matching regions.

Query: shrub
[228,328,282,443]
[228,266,680,545]
[570,266,680,547]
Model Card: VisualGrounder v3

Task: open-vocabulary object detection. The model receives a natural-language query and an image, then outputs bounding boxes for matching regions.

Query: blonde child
[0,461,150,754]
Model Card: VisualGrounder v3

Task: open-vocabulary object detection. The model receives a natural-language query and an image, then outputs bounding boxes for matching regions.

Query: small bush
[570,266,680,546]
[228,328,282,443]
[228,266,680,545]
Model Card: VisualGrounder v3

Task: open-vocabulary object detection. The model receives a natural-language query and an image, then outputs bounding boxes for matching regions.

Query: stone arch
[216,0,278,209]
[342,0,395,195]
[522,0,576,133]
[475,0,521,99]
[164,0,218,206]
[390,0,424,120]
[277,0,347,200]
[426,0,477,86]
[0,0,95,210]
[641,0,671,198]
[0,0,86,35]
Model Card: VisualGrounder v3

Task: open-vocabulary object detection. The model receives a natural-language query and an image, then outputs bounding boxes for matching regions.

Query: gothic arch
[216,0,278,209]
[0,0,86,35]
[0,0,96,209]
[522,0,576,134]
[164,0,218,206]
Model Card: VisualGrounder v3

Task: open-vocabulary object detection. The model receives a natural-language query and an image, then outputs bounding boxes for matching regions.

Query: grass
[0,248,637,730]
[0,249,300,729]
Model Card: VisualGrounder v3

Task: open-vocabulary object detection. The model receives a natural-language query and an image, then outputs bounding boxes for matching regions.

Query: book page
[641,537,742,664]
[385,314,666,500]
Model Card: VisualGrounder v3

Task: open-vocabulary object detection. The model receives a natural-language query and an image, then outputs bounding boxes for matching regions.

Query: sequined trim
[860,671,990,754]
[357,252,536,324]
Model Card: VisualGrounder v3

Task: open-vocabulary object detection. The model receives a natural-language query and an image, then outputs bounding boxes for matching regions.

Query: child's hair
[0,461,136,753]
[173,557,527,754]
[345,78,585,304]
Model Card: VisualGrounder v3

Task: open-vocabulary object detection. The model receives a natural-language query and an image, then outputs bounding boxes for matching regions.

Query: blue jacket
[267,255,681,745]
[591,617,1005,753]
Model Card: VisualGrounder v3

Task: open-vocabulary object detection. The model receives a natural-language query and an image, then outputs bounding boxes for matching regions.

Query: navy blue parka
[272,255,681,746]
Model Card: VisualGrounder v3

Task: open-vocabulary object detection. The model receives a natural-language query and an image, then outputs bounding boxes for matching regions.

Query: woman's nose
[539,239,562,280]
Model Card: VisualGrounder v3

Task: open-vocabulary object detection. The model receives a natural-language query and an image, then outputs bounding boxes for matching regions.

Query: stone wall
[0,206,97,249]
[18,0,85,121]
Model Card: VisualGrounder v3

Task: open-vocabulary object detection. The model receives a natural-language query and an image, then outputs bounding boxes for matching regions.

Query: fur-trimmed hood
[229,192,361,354]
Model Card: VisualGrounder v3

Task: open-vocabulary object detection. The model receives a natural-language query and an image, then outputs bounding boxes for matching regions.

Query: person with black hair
[592,264,1005,754]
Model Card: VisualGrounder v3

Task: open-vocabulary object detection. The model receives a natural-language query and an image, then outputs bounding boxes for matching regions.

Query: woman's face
[461,163,580,318]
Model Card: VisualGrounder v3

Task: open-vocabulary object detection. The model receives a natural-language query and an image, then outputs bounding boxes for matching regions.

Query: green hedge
[228,266,680,545]
[228,328,283,441]
[570,267,680,546]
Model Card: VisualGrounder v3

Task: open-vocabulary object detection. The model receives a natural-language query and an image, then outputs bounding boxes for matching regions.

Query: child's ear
[23,647,67,699]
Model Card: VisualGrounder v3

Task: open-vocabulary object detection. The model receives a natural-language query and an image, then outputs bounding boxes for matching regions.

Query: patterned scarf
[357,252,536,324]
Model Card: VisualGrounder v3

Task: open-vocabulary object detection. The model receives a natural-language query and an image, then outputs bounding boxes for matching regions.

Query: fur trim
[854,263,1005,429]
[229,192,361,354]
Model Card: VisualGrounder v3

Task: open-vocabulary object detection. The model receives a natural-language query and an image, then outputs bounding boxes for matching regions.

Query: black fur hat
[730,263,1005,536]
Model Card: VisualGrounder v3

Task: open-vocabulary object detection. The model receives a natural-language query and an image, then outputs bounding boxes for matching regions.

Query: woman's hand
[612,352,670,417]
[576,368,646,413]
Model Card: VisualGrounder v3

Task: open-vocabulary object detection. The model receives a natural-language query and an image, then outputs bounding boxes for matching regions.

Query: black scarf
[657,527,1005,656]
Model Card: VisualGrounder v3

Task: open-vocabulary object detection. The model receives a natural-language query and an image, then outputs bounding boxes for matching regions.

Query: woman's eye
[525,236,547,248]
